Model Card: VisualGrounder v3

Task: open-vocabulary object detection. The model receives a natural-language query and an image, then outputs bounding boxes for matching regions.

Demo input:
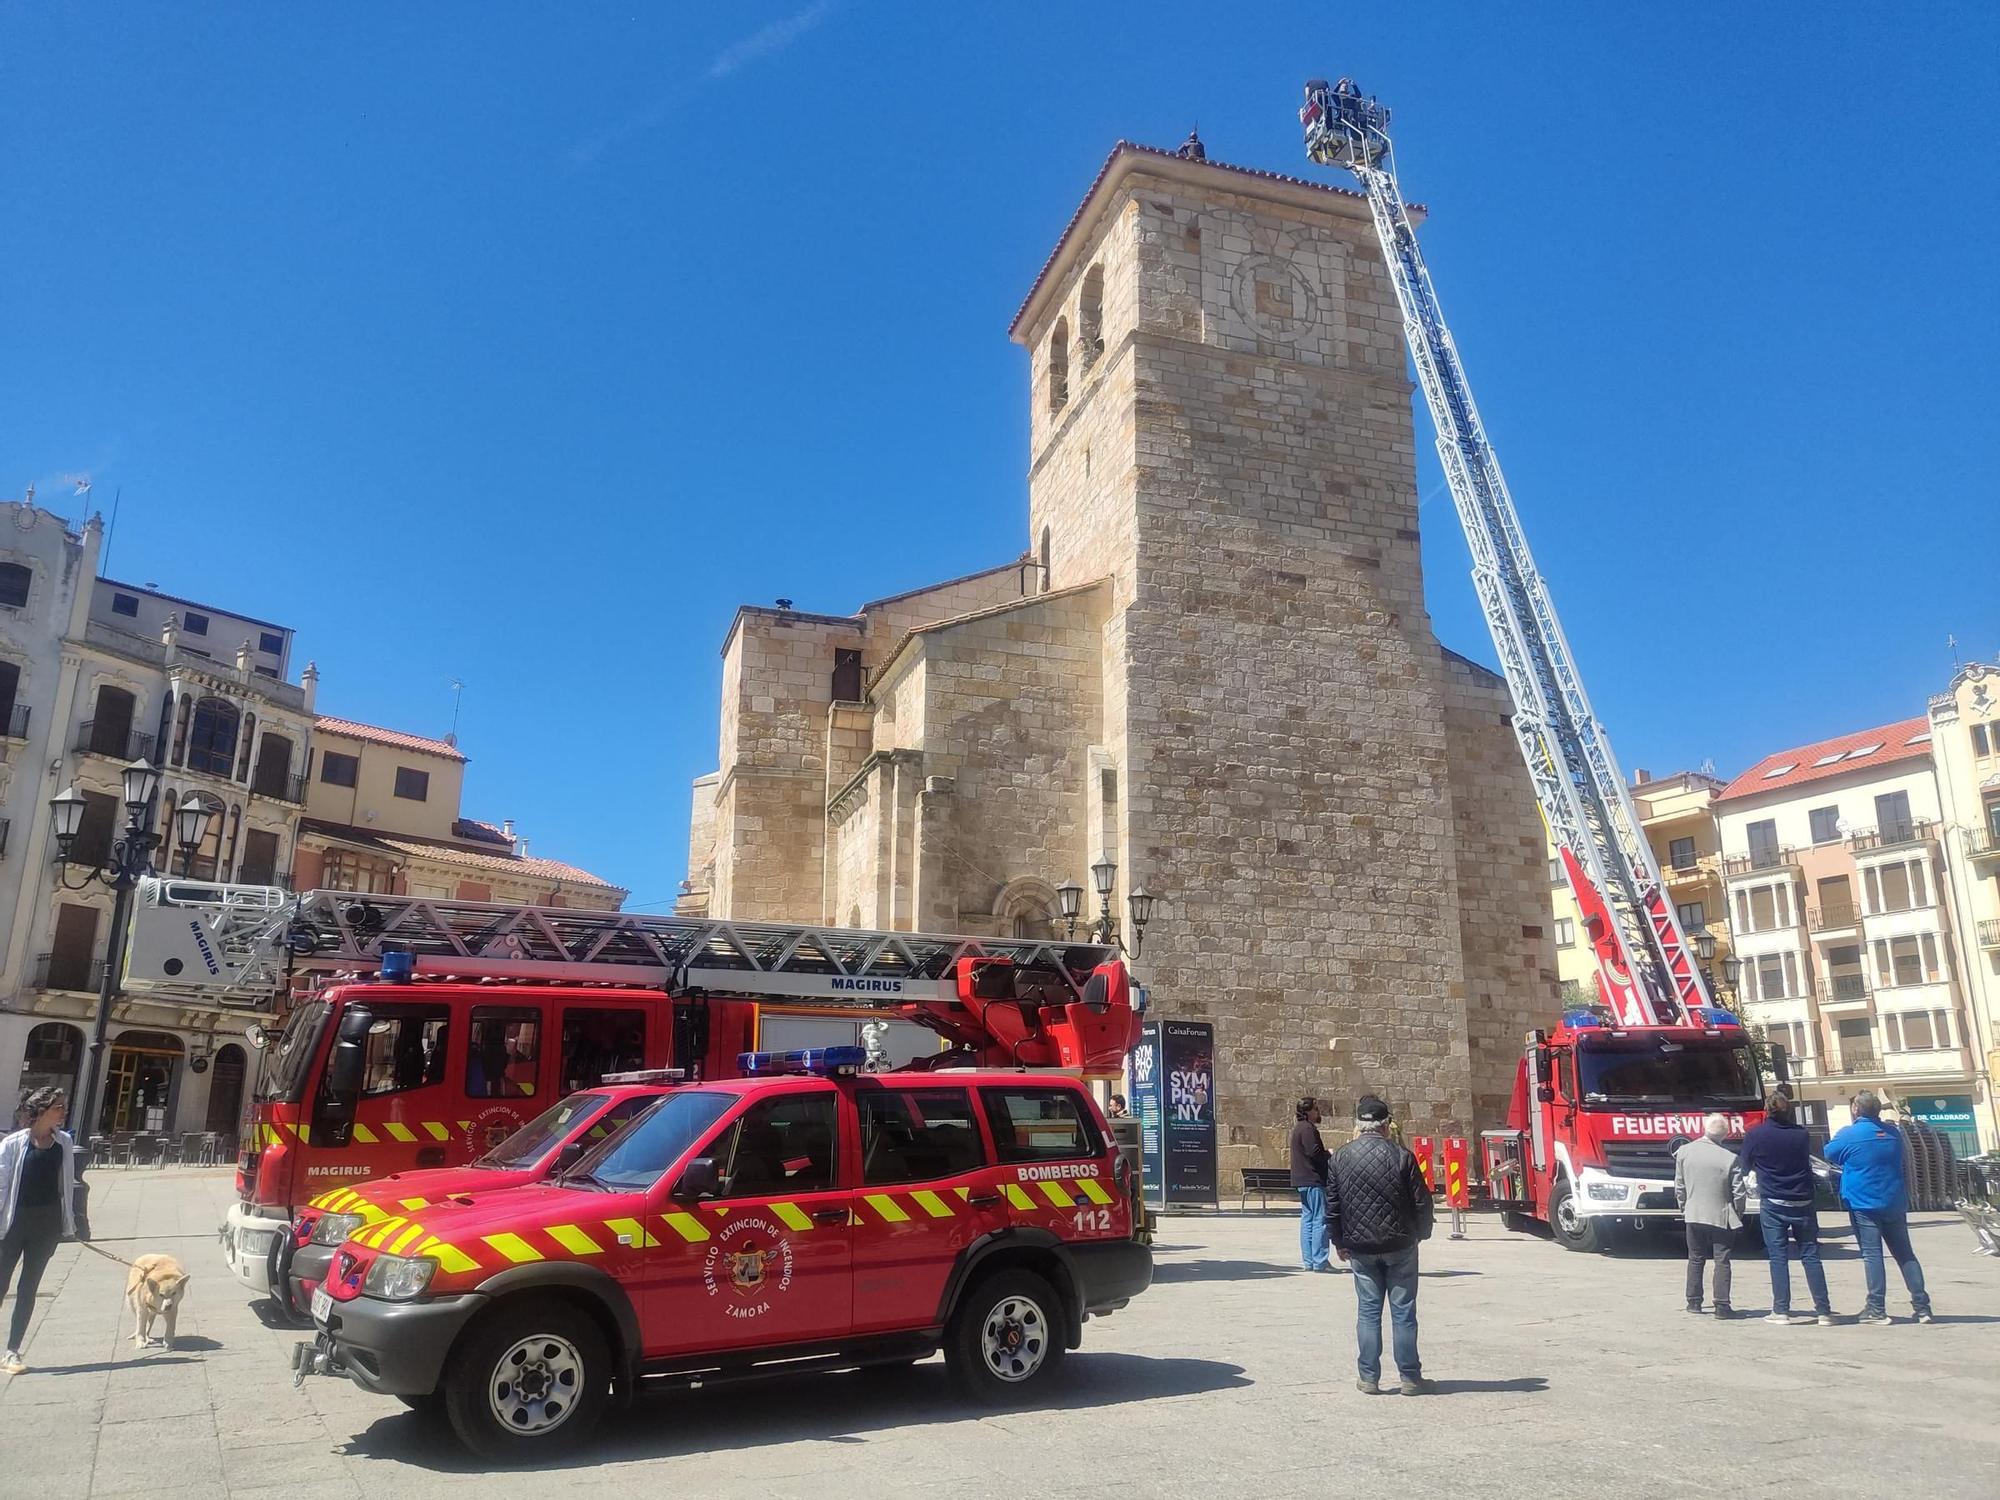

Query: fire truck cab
[296,1049,1151,1459]
[1481,1008,1766,1252]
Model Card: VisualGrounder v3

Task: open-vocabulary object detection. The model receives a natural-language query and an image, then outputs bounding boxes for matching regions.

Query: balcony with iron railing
[1965,826,2000,863]
[1724,846,1800,878]
[0,702,30,739]
[1828,1044,1881,1076]
[1980,919,2000,951]
[1817,974,1872,1006]
[1807,903,1861,934]
[249,770,308,805]
[32,953,108,993]
[0,817,10,860]
[1849,819,1937,855]
[74,720,158,763]
[1663,855,1719,889]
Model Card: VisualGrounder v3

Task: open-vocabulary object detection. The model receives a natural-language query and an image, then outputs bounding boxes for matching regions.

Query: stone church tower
[685,142,1556,1164]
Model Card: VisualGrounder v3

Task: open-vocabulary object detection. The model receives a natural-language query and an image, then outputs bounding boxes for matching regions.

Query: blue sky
[6,3,1996,907]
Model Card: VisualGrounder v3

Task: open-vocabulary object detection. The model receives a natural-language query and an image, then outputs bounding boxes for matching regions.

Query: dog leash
[78,1241,142,1271]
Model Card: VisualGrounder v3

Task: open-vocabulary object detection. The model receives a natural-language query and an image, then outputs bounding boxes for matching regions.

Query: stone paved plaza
[2,1169,1996,1499]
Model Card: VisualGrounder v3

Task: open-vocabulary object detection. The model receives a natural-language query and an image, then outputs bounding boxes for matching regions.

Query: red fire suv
[280,1079,677,1319]
[296,1050,1152,1459]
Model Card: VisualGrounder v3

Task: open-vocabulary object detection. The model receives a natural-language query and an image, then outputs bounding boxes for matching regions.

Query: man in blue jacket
[1733,1090,1835,1324]
[1822,1090,1934,1325]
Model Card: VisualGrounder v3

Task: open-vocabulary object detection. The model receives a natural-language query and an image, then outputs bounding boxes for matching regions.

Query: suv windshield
[1577,1041,1760,1107]
[475,1092,608,1171]
[256,1001,331,1103]
[563,1091,731,1193]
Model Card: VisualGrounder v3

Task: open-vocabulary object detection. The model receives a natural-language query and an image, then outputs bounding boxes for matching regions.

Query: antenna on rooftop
[101,486,123,576]
[1949,633,1960,666]
[448,678,464,743]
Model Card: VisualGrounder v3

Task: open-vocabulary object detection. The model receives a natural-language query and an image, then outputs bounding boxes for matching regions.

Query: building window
[0,563,29,609]
[68,791,119,869]
[1668,836,1697,871]
[321,848,397,894]
[238,828,280,886]
[1877,861,1914,913]
[1048,317,1070,414]
[185,697,240,776]
[182,611,209,636]
[1748,886,1778,933]
[1554,918,1575,948]
[1549,858,1564,885]
[0,660,20,737]
[1808,806,1840,845]
[1079,263,1105,367]
[258,631,282,655]
[111,592,139,617]
[1676,901,1705,932]
[319,750,359,788]
[394,766,430,802]
[1745,818,1780,868]
[1756,954,1787,1000]
[831,648,863,702]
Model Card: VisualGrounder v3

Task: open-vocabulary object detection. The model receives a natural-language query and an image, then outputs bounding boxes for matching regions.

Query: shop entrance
[101,1031,183,1135]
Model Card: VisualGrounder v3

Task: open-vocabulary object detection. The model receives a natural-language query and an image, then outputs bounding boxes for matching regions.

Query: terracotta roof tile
[300,819,626,898]
[314,715,467,762]
[1716,717,1931,803]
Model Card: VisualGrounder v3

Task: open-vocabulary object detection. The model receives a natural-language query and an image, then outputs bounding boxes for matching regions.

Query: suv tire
[945,1269,1066,1404]
[444,1298,610,1461]
[1548,1180,1603,1254]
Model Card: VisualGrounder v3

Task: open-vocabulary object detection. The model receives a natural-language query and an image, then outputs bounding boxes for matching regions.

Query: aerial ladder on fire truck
[123,878,1141,1074]
[1299,79,1703,1028]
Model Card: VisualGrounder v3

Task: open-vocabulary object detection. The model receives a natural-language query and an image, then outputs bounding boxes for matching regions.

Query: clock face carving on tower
[1229,254,1319,342]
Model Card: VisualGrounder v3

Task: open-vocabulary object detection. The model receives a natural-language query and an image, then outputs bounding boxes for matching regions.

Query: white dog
[126,1254,191,1348]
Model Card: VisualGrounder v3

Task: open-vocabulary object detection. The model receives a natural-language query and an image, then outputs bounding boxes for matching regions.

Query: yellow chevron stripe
[1038,1181,1077,1208]
[770,1201,814,1233]
[292,1122,311,1144]
[383,1121,418,1144]
[864,1193,911,1223]
[909,1189,953,1219]
[390,1223,427,1255]
[399,1197,428,1211]
[547,1224,603,1256]
[370,1216,412,1247]
[315,1191,342,1210]
[658,1212,709,1244]
[1002,1184,1036,1211]
[605,1216,660,1248]
[483,1232,544,1263]
[417,1238,479,1274]
[354,1202,388,1225]
[351,1123,378,1145]
[953,1186,971,1200]
[422,1121,450,1141]
[456,1120,471,1129]
[1076,1177,1115,1205]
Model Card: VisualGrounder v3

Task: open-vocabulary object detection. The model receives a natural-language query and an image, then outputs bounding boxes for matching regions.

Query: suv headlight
[362,1253,438,1301]
[312,1212,367,1246]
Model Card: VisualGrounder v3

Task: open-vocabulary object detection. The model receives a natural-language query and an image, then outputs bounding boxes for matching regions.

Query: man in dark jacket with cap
[1289,1097,1332,1271]
[1325,1094,1435,1394]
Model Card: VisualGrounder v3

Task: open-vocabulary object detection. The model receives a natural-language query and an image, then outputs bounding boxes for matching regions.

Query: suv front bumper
[316,1292,487,1396]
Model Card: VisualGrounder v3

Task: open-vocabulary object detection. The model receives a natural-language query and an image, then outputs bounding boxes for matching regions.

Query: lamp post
[1089,853,1117,945]
[1056,855,1159,959]
[48,764,217,1151]
[1054,878,1084,941]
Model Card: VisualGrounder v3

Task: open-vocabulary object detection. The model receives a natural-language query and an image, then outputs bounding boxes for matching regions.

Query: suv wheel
[444,1298,609,1461]
[946,1269,1065,1403]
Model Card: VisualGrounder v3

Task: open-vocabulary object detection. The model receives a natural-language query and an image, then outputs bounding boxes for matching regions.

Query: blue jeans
[1850,1208,1931,1316]
[1298,1187,1330,1270]
[1760,1199,1830,1315]
[1348,1245,1421,1382]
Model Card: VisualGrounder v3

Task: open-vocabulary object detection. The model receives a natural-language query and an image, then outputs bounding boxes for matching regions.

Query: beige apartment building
[1547,770,1733,1009]
[682,140,1559,1166]
[293,716,626,909]
[1715,717,1982,1151]
[1927,662,2000,1152]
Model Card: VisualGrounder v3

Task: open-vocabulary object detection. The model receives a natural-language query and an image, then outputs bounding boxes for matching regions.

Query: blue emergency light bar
[1561,1008,1607,1029]
[1684,1006,1740,1029]
[735,1046,868,1078]
[379,950,415,983]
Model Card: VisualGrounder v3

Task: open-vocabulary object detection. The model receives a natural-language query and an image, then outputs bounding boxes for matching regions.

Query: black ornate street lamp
[1089,853,1118,944]
[49,763,217,1151]
[1054,878,1084,941]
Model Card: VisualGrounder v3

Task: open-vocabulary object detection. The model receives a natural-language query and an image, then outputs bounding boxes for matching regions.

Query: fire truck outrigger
[1300,79,1768,1248]
[121,880,1142,1292]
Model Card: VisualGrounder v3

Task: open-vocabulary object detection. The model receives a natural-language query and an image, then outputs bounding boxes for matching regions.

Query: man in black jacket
[1325,1095,1435,1394]
[1289,1097,1332,1271]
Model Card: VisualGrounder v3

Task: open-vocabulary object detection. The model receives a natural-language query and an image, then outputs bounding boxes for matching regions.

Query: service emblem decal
[702,1216,795,1320]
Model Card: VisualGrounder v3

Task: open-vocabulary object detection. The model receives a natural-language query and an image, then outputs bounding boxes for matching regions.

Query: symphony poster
[1128,1022,1165,1210]
[1160,1019,1218,1208]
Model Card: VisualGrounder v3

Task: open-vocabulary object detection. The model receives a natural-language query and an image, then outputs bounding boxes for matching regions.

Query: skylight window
[1845,744,1882,760]
[1761,763,1796,779]
[1906,731,1932,745]
[1812,752,1846,767]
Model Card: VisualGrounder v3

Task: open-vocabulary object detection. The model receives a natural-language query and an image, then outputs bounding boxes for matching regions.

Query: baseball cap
[1355,1094,1391,1123]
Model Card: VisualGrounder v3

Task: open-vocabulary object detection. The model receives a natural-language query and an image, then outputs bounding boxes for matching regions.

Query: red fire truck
[122,880,1140,1299]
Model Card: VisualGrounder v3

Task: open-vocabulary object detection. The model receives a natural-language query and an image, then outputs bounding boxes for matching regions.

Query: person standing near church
[1674,1112,1744,1317]
[1290,1097,1332,1272]
[1823,1091,1934,1325]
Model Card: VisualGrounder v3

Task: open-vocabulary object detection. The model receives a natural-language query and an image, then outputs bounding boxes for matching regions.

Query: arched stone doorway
[17,1022,83,1127]
[992,876,1060,940]
[205,1043,247,1134]
[102,1030,183,1135]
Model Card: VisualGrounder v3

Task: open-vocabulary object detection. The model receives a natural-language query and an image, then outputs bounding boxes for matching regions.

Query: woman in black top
[0,1086,81,1372]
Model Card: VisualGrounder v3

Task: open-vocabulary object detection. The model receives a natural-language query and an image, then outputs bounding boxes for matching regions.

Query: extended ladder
[125,878,1119,1011]
[1299,80,1700,1025]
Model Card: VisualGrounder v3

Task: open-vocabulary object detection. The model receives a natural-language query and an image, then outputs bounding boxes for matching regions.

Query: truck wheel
[945,1269,1066,1404]
[444,1299,609,1461]
[1548,1182,1603,1254]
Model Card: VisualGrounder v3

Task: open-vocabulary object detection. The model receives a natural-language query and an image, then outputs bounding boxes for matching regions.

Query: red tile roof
[1009,141,1379,339]
[315,715,467,762]
[299,818,626,898]
[1716,717,1932,803]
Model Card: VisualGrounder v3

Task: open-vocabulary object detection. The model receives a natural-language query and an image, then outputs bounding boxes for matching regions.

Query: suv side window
[358,1005,449,1096]
[583,1094,655,1145]
[981,1087,1102,1164]
[712,1092,838,1197]
[859,1089,986,1185]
